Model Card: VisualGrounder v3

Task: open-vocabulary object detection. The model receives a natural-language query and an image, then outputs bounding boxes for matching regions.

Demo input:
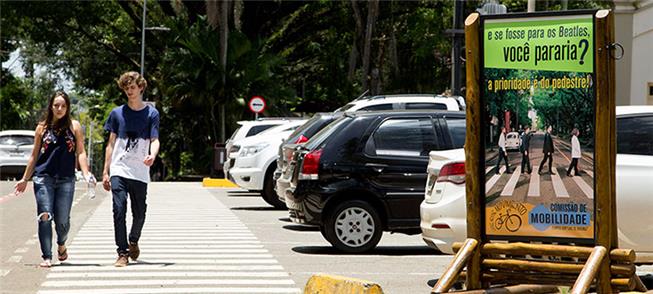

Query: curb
[304,273,384,294]
[202,178,238,188]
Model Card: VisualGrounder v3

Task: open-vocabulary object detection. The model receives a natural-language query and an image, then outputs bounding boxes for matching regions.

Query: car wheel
[324,200,382,253]
[261,170,285,209]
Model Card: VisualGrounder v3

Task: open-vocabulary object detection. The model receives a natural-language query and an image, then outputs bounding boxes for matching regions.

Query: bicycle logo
[493,209,523,232]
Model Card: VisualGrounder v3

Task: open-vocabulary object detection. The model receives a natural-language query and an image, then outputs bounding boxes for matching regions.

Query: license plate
[9,151,24,157]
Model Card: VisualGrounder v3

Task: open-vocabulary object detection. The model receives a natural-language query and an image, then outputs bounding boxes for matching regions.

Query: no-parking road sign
[248,96,266,114]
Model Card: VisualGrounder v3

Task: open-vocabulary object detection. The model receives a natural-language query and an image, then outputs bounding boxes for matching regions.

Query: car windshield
[304,116,351,150]
[0,135,34,145]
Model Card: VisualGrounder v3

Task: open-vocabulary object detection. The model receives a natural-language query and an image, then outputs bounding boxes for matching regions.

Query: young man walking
[102,71,160,267]
[520,126,532,174]
[495,127,512,174]
[538,125,555,175]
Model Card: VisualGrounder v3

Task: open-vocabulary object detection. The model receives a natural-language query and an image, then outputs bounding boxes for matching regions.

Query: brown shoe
[128,242,140,260]
[114,253,129,267]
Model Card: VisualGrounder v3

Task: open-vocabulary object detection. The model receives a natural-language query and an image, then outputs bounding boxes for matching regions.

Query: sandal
[57,246,68,262]
[39,259,52,268]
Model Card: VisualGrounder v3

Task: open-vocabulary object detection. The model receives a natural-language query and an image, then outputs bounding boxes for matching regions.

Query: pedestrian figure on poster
[567,128,581,177]
[520,126,532,174]
[495,127,512,174]
[13,91,95,268]
[102,71,160,267]
[538,125,556,175]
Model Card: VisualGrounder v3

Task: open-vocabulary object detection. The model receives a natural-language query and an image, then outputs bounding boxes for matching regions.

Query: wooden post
[594,9,616,294]
[571,246,607,294]
[432,238,478,293]
[463,12,482,291]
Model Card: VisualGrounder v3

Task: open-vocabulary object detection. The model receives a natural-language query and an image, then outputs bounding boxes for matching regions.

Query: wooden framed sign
[480,11,597,242]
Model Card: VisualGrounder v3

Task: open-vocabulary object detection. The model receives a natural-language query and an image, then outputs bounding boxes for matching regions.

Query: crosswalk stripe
[47,271,289,278]
[527,170,540,197]
[59,259,279,264]
[66,244,264,249]
[65,249,268,254]
[38,288,301,294]
[69,240,262,245]
[485,166,505,193]
[66,253,274,259]
[573,176,594,199]
[500,166,521,196]
[551,168,570,197]
[42,279,296,287]
[72,236,257,240]
[50,265,285,272]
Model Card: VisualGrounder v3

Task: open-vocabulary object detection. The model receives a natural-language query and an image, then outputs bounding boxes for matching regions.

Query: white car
[0,130,36,179]
[334,94,465,112]
[420,106,653,264]
[224,118,300,176]
[228,120,307,208]
[505,131,520,151]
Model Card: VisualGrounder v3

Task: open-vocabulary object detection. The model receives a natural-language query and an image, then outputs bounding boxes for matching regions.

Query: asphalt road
[2,181,651,293]
[210,188,452,293]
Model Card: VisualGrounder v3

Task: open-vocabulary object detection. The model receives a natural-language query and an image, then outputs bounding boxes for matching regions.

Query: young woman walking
[14,91,95,267]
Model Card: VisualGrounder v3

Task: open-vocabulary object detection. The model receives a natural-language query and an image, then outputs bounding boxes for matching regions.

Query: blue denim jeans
[111,176,148,254]
[33,175,75,260]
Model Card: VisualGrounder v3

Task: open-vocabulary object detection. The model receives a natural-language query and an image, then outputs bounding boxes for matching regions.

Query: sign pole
[463,12,482,290]
[594,9,617,293]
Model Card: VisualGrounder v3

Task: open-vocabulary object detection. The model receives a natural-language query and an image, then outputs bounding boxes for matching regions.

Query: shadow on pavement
[226,191,261,197]
[282,224,319,232]
[291,245,443,256]
[278,217,292,223]
[230,206,280,211]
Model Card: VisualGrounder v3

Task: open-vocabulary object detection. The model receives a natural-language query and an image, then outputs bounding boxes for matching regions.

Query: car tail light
[299,149,322,180]
[295,135,308,144]
[436,162,465,185]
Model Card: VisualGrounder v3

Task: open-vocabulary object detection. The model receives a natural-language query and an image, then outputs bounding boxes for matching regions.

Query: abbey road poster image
[482,13,595,241]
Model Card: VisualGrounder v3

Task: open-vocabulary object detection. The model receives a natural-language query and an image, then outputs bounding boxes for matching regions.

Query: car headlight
[240,143,270,157]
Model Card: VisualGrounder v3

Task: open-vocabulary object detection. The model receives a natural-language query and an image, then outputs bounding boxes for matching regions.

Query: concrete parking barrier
[202,177,238,188]
[304,273,384,294]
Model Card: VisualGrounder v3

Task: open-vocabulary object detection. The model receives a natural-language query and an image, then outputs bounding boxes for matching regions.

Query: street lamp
[140,0,169,100]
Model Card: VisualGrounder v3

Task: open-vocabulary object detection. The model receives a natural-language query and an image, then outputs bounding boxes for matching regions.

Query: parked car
[505,131,520,151]
[227,120,307,206]
[224,118,301,178]
[0,130,36,179]
[281,110,466,253]
[334,94,465,112]
[274,113,343,205]
[420,106,653,264]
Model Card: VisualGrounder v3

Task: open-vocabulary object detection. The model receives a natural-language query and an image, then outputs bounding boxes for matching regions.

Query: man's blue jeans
[111,176,148,254]
[33,176,75,260]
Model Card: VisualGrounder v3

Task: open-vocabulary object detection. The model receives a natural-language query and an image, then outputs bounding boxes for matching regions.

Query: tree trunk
[348,1,364,81]
[219,0,229,143]
[361,0,378,91]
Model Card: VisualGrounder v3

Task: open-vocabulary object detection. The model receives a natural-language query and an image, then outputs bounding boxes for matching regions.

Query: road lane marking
[528,171,540,197]
[573,176,594,199]
[500,166,521,196]
[551,168,569,197]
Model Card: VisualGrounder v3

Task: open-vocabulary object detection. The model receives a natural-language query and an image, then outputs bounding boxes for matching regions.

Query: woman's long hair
[40,91,72,132]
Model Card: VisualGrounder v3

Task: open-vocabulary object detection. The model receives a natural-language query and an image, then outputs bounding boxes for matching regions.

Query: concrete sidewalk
[36,182,301,294]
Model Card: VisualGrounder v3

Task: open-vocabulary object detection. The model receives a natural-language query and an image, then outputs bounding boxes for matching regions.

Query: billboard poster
[482,13,595,241]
